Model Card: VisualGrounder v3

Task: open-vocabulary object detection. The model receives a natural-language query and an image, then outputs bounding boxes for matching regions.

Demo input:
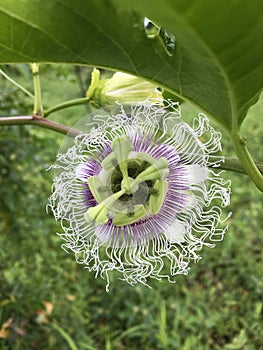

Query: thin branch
[0,115,81,137]
[0,68,34,99]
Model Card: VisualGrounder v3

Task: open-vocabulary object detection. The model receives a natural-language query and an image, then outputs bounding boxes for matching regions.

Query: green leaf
[118,0,263,130]
[0,0,262,130]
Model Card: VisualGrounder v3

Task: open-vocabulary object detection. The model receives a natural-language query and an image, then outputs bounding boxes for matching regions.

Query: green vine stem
[44,97,90,118]
[230,132,263,192]
[219,157,263,175]
[31,63,43,116]
[1,115,263,177]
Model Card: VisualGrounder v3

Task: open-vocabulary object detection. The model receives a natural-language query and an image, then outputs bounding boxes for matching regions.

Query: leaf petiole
[231,132,263,192]
[43,97,90,118]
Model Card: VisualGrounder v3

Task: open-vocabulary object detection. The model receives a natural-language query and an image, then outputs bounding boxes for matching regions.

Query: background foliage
[0,65,262,349]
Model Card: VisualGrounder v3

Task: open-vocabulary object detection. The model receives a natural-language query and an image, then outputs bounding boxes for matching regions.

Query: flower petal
[165,220,187,243]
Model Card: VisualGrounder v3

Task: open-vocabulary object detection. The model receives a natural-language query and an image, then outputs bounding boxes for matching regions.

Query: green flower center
[84,136,169,226]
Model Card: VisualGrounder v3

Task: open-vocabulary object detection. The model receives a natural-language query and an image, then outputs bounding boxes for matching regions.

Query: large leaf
[120,0,263,130]
[0,0,262,130]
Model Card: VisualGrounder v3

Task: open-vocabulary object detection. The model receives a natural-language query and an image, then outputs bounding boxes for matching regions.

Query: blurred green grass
[0,65,262,350]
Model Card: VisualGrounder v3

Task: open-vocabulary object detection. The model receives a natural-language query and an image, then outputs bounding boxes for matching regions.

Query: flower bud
[86,69,163,106]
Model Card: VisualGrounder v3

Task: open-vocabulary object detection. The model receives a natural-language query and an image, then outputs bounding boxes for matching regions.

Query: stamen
[134,157,169,183]
[85,189,125,225]
[87,175,108,203]
[101,152,118,171]
[148,188,159,196]
[113,204,147,226]
[149,180,168,214]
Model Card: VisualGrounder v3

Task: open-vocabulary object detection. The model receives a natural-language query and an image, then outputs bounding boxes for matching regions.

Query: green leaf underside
[0,0,262,129]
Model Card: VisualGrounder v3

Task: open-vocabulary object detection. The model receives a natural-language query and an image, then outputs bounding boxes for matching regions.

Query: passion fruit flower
[48,101,231,291]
